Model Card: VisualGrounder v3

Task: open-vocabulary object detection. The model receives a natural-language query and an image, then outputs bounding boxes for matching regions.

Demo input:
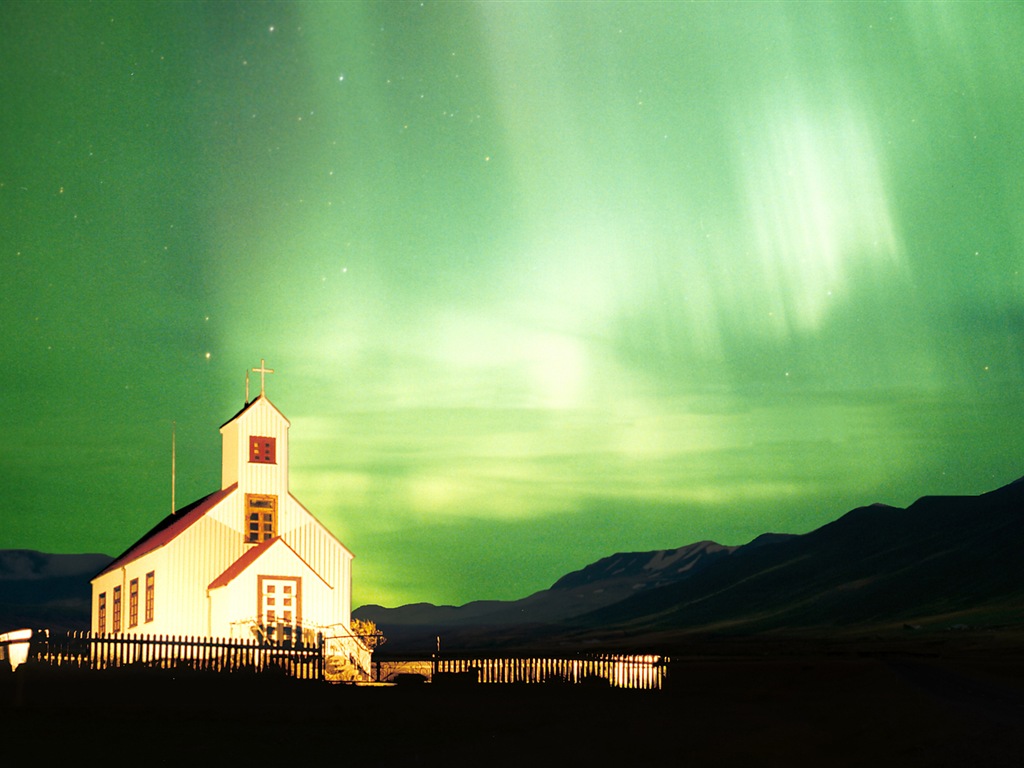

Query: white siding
[282,497,353,627]
[91,547,166,634]
[208,540,335,638]
[168,511,243,634]
[221,398,291,499]
[220,419,239,490]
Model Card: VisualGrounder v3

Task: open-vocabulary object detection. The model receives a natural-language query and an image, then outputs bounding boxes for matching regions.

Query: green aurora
[2,1,1023,608]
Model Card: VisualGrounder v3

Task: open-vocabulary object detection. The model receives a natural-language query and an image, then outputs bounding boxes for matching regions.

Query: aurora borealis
[3,1,1023,609]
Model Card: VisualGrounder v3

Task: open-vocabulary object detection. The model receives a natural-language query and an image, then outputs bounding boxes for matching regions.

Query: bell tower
[219,360,290,503]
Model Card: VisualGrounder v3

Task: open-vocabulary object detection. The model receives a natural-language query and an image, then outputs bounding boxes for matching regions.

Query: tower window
[249,436,277,464]
[245,493,278,543]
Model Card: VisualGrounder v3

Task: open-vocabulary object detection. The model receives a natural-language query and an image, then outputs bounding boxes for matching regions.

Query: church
[91,361,369,677]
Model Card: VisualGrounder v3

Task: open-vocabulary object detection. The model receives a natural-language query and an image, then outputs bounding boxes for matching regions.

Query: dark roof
[219,396,262,428]
[218,394,290,429]
[94,484,238,579]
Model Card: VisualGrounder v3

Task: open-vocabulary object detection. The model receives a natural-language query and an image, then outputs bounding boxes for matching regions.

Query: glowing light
[738,99,905,336]
[5,1,1024,610]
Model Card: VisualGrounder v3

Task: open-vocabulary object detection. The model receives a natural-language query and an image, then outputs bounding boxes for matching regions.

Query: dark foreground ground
[3,640,1024,766]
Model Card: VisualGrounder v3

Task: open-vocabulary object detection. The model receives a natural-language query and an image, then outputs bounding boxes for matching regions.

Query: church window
[249,436,276,464]
[145,572,155,623]
[98,592,106,634]
[112,586,122,633]
[258,576,301,633]
[128,578,139,628]
[245,494,278,543]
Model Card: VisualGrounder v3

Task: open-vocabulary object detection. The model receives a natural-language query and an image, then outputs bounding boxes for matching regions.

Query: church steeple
[219,360,290,498]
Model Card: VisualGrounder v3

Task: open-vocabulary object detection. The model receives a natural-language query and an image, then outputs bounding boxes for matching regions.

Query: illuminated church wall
[91,371,355,643]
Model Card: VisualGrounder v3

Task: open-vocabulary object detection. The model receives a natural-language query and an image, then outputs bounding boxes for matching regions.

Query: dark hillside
[563,480,1024,640]
[362,478,1024,654]
[0,551,111,634]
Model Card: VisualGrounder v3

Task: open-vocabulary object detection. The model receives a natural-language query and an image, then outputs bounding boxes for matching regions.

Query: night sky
[3,1,1023,609]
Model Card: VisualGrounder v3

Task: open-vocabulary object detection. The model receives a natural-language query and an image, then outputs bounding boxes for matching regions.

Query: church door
[257,576,301,644]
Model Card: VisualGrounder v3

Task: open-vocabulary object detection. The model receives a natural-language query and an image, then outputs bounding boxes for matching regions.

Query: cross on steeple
[251,358,275,399]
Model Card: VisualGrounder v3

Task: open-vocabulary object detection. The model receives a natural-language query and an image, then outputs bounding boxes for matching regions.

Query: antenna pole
[171,420,176,514]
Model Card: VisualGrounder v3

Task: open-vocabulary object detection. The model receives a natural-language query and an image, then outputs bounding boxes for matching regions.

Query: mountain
[356,478,1024,654]
[356,535,797,653]
[359,538,763,627]
[0,550,112,634]
[577,480,1024,643]
[7,477,1023,652]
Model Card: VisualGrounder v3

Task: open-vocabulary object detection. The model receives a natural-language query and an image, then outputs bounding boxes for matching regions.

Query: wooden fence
[5,630,324,681]
[433,653,667,690]
[4,632,666,690]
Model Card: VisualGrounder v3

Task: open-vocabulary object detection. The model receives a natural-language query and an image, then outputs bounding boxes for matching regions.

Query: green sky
[2,1,1023,609]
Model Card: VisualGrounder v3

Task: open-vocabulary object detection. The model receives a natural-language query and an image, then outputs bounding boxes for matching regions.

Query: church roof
[218,394,290,429]
[207,536,277,589]
[93,484,238,580]
[207,536,330,590]
[219,397,261,428]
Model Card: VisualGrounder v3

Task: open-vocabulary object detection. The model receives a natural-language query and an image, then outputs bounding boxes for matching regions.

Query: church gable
[207,536,333,639]
[208,536,329,591]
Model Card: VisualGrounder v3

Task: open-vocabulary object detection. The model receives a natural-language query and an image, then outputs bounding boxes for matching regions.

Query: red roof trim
[208,536,332,591]
[94,484,238,579]
[207,536,279,590]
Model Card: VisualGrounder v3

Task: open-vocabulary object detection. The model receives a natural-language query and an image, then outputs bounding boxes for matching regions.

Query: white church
[91,361,369,678]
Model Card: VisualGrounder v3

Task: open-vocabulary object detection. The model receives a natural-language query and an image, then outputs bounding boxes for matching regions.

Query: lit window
[112,586,122,633]
[145,572,155,623]
[249,436,276,464]
[129,578,139,628]
[98,592,107,634]
[245,494,278,543]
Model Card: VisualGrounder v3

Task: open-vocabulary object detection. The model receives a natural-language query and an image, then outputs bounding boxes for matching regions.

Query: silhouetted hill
[594,481,1024,638]
[0,550,112,633]
[355,537,789,652]
[357,478,1024,654]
